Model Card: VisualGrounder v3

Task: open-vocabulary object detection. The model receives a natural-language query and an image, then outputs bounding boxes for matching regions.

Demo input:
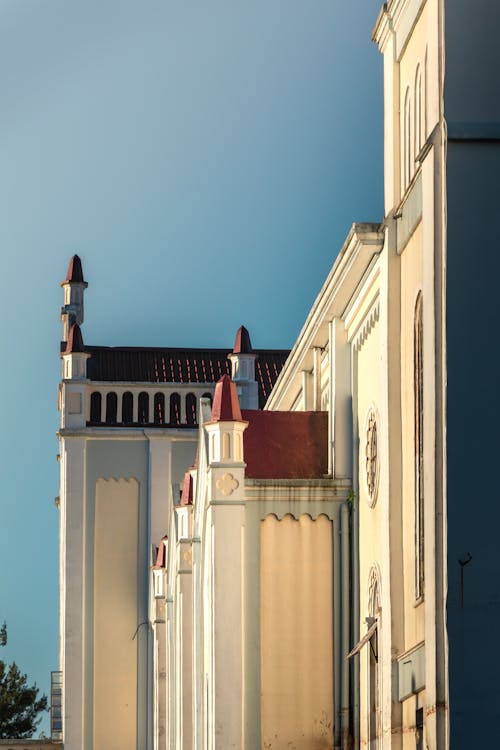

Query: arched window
[154,393,165,425]
[90,392,102,423]
[186,393,197,426]
[202,392,213,407]
[169,393,180,426]
[105,392,117,425]
[138,392,149,424]
[403,86,412,190]
[122,392,133,424]
[415,65,422,158]
[414,293,424,599]
[424,47,428,141]
[367,566,381,749]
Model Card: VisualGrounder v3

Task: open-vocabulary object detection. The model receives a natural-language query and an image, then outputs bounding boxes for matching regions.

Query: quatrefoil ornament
[216,472,239,496]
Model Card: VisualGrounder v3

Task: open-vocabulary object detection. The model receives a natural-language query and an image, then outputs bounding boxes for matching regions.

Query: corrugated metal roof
[85,345,289,408]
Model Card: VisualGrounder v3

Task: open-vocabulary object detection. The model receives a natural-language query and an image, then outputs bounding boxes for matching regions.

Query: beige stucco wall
[93,477,139,750]
[260,513,333,750]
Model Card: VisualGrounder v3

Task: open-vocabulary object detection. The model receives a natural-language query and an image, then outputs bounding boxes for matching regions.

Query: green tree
[0,623,48,739]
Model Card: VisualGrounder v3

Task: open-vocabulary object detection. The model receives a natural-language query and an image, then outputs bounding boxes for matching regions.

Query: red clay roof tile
[241,410,328,479]
[85,346,289,408]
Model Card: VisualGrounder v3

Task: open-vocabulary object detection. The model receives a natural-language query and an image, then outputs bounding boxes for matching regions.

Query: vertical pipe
[351,350,360,748]
[333,512,341,749]
[341,502,350,749]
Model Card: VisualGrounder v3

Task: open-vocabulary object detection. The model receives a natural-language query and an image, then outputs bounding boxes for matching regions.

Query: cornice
[266,223,383,410]
[352,299,381,353]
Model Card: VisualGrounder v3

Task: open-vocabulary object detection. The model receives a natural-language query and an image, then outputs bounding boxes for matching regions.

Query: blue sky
[0,0,383,735]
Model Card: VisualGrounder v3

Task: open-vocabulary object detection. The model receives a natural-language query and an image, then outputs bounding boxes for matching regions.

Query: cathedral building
[56,1,500,748]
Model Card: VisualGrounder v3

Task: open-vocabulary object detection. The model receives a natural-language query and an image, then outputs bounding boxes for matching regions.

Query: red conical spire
[64,323,85,354]
[64,254,87,285]
[210,375,243,422]
[180,471,194,506]
[233,325,253,354]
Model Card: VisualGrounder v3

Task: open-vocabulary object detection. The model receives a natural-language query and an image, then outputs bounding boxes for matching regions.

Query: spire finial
[210,375,243,422]
[64,254,87,285]
[233,325,252,354]
[64,323,85,354]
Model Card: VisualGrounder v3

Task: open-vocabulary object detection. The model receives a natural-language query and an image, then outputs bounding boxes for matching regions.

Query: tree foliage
[0,623,48,739]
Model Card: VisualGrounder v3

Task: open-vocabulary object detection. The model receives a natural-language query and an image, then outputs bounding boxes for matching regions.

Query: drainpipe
[341,502,350,749]
[334,508,341,749]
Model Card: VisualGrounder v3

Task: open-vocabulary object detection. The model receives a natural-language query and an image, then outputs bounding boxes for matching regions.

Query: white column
[147,435,173,548]
[210,499,245,749]
[60,436,87,750]
[329,319,352,478]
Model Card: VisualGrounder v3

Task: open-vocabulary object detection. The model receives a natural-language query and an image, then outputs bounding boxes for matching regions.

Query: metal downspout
[341,502,350,748]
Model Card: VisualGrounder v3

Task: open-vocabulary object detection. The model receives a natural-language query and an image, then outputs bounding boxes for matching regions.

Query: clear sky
[0,0,383,735]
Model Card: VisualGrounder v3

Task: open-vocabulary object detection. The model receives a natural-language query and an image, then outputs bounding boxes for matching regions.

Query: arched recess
[122,392,133,424]
[202,392,213,407]
[260,513,334,749]
[90,391,102,423]
[169,393,180,426]
[186,393,197,426]
[154,393,165,425]
[106,392,117,425]
[138,392,149,424]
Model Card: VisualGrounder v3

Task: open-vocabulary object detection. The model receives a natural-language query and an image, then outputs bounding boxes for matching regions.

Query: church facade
[56,1,500,748]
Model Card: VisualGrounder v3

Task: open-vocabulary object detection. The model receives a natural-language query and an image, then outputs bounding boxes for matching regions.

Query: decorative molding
[367,562,382,618]
[363,407,380,508]
[216,472,239,496]
[352,299,380,353]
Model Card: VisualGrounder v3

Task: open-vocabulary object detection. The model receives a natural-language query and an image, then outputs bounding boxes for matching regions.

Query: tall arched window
[90,391,102,424]
[202,392,213,406]
[105,392,117,425]
[138,392,149,424]
[186,393,197,426]
[169,393,180,426]
[154,393,165,425]
[367,566,381,749]
[403,86,412,190]
[414,293,424,599]
[415,65,422,158]
[424,47,428,141]
[122,392,133,424]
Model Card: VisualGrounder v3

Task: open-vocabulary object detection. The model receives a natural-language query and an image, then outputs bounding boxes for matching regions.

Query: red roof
[64,323,85,354]
[210,375,243,422]
[85,346,289,408]
[63,254,87,285]
[232,325,253,354]
[241,410,328,479]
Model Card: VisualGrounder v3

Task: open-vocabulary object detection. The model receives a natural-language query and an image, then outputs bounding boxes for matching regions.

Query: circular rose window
[365,409,379,506]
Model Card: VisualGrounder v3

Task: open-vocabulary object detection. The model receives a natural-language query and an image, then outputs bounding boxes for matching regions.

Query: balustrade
[87,386,212,427]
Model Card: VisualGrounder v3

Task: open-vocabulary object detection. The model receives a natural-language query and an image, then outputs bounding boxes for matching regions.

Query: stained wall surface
[93,478,139,750]
[260,514,333,750]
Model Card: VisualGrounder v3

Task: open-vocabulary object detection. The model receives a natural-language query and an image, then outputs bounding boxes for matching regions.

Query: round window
[365,409,379,506]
